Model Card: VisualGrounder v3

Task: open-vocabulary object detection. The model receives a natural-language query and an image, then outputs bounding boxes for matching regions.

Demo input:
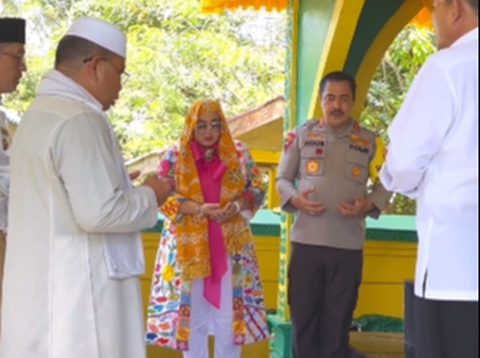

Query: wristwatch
[196,204,203,216]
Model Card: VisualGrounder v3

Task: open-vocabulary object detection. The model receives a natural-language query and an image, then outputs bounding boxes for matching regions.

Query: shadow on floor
[349,332,405,358]
[146,332,405,358]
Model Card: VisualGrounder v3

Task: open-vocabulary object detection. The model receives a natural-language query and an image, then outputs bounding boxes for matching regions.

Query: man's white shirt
[380,28,478,301]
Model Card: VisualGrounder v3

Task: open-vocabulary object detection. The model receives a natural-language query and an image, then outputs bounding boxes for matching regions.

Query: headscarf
[175,99,252,281]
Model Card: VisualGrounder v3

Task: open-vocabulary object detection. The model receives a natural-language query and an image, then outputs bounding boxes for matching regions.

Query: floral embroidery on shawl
[146,139,269,350]
[171,99,253,281]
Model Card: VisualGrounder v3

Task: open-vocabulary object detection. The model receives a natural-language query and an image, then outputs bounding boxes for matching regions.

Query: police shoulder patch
[284,130,297,153]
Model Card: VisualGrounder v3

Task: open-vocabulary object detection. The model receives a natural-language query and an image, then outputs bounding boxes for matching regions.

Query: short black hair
[319,71,357,100]
[465,0,478,13]
[446,0,478,13]
[54,35,114,68]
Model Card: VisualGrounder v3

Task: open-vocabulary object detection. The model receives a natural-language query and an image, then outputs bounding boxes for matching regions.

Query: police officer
[0,17,27,330]
[276,71,391,358]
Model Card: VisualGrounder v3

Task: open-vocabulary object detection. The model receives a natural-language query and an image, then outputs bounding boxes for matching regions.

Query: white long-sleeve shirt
[380,28,478,301]
[1,70,159,358]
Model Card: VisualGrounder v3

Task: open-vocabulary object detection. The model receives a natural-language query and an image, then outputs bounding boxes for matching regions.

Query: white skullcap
[65,17,126,58]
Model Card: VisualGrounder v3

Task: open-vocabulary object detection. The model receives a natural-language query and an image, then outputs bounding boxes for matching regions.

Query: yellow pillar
[275,0,299,320]
[267,168,280,210]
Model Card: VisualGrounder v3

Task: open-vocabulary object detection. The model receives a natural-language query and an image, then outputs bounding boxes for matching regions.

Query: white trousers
[183,258,241,358]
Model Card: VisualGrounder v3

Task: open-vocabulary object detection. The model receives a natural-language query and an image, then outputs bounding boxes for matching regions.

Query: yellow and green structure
[139,0,434,357]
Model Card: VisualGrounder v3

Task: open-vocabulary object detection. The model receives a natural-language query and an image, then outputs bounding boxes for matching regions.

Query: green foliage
[360,25,436,215]
[2,0,286,159]
[1,0,436,215]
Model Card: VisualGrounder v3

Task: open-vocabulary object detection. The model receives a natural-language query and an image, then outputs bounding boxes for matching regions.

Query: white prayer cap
[65,17,126,58]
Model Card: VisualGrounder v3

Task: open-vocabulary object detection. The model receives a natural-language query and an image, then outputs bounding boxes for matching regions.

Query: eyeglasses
[0,51,25,64]
[195,121,222,133]
[82,56,130,85]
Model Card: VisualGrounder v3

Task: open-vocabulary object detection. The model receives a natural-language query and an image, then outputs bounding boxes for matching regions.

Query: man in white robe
[0,17,27,334]
[0,17,172,358]
[380,1,478,357]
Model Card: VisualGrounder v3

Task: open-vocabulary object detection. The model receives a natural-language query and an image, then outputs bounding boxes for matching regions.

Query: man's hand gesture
[338,196,370,218]
[142,175,173,206]
[290,188,326,216]
[129,170,141,181]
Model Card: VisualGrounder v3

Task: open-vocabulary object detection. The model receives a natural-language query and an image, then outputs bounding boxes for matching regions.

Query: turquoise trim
[267,312,404,358]
[268,313,293,358]
[355,314,404,333]
[143,210,418,243]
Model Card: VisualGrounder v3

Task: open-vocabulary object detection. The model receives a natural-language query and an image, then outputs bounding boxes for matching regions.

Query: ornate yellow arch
[307,0,368,119]
[352,0,431,118]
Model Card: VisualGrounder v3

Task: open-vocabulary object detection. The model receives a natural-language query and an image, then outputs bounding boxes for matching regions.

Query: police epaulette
[302,119,318,128]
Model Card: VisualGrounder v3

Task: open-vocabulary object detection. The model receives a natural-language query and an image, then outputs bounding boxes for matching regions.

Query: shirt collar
[319,117,355,138]
[451,27,478,48]
[190,141,219,163]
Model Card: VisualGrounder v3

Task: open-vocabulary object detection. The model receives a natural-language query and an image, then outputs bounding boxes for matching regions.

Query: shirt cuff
[279,189,298,214]
[366,187,392,220]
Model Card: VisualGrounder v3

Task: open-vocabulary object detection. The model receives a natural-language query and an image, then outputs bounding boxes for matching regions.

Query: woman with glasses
[146,99,269,358]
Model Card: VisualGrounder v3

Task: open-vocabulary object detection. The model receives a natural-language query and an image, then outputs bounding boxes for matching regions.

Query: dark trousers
[288,243,363,358]
[415,296,478,358]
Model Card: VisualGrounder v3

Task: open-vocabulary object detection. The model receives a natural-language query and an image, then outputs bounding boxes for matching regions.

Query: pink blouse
[190,141,227,309]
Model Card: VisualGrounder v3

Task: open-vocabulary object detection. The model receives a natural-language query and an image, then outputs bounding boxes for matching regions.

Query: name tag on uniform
[349,143,369,154]
[305,132,325,148]
[305,140,325,147]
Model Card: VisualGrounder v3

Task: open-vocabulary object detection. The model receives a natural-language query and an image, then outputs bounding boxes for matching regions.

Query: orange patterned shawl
[175,99,253,281]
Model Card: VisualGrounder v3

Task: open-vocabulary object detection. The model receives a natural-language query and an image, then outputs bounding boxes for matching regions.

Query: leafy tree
[2,0,436,215]
[360,25,436,214]
[2,0,286,159]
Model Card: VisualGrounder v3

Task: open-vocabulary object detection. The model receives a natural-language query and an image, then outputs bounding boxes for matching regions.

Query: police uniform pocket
[299,143,326,177]
[345,161,368,183]
[344,150,369,184]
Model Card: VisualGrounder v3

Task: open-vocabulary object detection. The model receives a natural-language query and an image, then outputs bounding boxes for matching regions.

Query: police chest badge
[351,167,361,177]
[306,159,320,174]
[305,133,325,148]
[349,134,370,154]
[306,133,324,141]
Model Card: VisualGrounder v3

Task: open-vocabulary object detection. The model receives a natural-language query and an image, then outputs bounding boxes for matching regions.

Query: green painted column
[295,0,337,125]
[269,0,364,357]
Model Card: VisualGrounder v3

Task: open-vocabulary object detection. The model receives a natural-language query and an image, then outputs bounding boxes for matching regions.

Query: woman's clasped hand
[199,202,240,223]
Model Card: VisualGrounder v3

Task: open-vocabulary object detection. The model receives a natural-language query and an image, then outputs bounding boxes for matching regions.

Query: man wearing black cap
[0,16,26,335]
[0,18,26,95]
